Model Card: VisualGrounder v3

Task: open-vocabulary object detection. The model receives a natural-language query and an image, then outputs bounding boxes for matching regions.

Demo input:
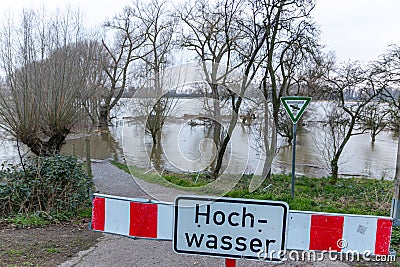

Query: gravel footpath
[60,160,348,267]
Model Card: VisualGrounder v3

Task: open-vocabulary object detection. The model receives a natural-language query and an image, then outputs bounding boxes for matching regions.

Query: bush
[0,155,93,216]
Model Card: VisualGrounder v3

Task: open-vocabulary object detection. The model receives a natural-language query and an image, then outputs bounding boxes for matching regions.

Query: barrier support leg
[225,258,236,267]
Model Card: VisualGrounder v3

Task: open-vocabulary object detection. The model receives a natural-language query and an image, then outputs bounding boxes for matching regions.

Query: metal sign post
[280,96,311,198]
[291,123,297,198]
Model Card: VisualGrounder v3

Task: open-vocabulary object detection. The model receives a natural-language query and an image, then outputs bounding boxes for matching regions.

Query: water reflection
[0,104,397,180]
[61,128,123,161]
[119,118,397,179]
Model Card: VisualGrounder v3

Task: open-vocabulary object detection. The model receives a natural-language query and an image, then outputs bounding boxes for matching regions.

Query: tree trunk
[150,142,163,173]
[393,132,400,199]
[98,105,110,128]
[151,134,157,145]
[371,133,376,143]
[287,136,293,145]
[209,83,221,173]
[212,107,241,178]
[371,126,378,143]
[47,129,69,153]
[213,134,230,178]
[330,159,339,184]
[258,103,278,187]
[23,129,69,157]
[150,130,161,145]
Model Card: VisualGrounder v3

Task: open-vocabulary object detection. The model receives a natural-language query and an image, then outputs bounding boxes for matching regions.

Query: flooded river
[0,99,397,180]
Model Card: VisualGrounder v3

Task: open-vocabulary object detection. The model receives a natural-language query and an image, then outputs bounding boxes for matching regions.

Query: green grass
[112,161,168,185]
[226,174,393,216]
[5,214,50,228]
[6,249,24,256]
[1,206,93,229]
[111,161,211,189]
[112,161,393,217]
[112,161,400,252]
[45,248,60,253]
[76,206,92,219]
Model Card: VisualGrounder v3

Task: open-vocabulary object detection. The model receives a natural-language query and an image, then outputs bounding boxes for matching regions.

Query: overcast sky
[313,0,400,63]
[2,0,400,64]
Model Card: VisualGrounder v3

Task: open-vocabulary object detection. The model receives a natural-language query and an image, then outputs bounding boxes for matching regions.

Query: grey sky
[2,0,400,63]
[314,0,400,63]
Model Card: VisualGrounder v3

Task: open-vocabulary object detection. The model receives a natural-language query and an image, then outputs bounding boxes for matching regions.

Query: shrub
[0,155,93,216]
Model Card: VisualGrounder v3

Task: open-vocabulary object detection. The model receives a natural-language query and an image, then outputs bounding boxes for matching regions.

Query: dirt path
[60,161,348,267]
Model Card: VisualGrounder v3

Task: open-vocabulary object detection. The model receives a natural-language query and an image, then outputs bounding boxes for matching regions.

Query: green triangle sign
[281,96,311,124]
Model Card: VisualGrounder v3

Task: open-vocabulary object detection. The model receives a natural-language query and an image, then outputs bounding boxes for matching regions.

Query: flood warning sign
[173,196,289,261]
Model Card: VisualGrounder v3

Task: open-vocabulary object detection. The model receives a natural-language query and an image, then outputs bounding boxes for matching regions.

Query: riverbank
[112,161,394,216]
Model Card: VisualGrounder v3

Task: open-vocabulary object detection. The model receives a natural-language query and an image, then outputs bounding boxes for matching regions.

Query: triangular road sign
[280,96,311,124]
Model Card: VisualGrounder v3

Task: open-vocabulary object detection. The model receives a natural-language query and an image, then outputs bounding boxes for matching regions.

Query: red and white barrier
[91,194,173,240]
[287,211,392,255]
[91,193,393,255]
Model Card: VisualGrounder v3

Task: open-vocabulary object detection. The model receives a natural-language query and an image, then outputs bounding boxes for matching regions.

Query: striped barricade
[91,194,173,240]
[287,211,392,255]
[91,193,393,256]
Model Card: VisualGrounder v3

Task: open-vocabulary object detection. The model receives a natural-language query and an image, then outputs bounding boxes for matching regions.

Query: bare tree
[77,40,108,125]
[272,52,334,145]
[320,62,384,184]
[178,0,321,183]
[276,107,309,145]
[376,45,400,198]
[254,0,320,180]
[0,8,97,156]
[359,101,389,143]
[98,7,146,127]
[180,0,246,174]
[313,103,352,179]
[132,0,178,145]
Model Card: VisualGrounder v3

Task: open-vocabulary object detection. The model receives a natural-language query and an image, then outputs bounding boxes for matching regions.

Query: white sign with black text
[173,196,289,261]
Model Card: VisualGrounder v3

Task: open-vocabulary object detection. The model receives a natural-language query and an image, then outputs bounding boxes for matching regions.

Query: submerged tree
[0,9,97,156]
[135,0,178,145]
[359,101,389,143]
[98,6,146,127]
[178,0,322,184]
[376,45,400,198]
[254,0,321,180]
[180,0,246,175]
[319,62,385,184]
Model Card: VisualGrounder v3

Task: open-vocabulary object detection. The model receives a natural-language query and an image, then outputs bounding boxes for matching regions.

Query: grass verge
[112,160,400,253]
[1,206,93,229]
[112,161,393,216]
[111,161,210,188]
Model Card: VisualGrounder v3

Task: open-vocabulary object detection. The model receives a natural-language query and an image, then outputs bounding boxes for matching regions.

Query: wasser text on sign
[173,196,289,261]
